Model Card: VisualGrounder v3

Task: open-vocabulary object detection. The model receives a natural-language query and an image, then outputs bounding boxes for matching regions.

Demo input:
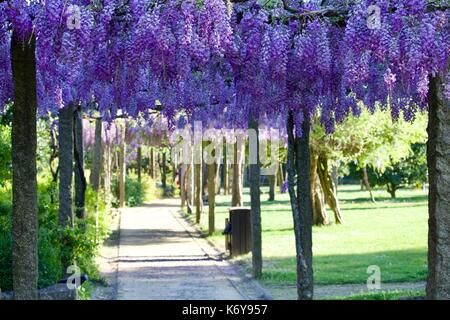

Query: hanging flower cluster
[0,0,448,136]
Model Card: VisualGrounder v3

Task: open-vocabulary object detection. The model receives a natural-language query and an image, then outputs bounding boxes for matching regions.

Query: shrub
[0,124,11,186]
[0,215,63,291]
[0,181,111,292]
[37,227,63,288]
[112,173,159,207]
[59,219,100,280]
[367,143,428,198]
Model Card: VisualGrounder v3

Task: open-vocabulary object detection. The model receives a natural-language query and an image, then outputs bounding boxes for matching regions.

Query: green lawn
[194,185,428,286]
[329,290,425,300]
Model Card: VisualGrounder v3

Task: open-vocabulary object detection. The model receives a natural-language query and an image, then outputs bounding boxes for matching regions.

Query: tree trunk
[362,166,376,203]
[119,125,126,208]
[215,163,222,195]
[223,145,228,195]
[214,146,223,195]
[49,126,59,204]
[208,163,216,235]
[331,165,339,194]
[317,155,343,224]
[310,151,329,226]
[249,117,262,278]
[228,163,233,195]
[11,33,38,300]
[172,152,177,186]
[90,119,103,191]
[137,147,142,185]
[104,143,112,206]
[387,184,397,199]
[58,103,74,227]
[231,141,244,207]
[162,150,167,192]
[180,164,187,209]
[149,147,155,179]
[202,161,208,199]
[74,108,86,219]
[187,163,194,213]
[287,112,313,300]
[268,174,276,201]
[195,163,203,223]
[278,164,285,193]
[426,72,450,300]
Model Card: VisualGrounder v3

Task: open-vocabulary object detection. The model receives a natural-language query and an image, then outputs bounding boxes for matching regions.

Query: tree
[119,124,126,208]
[249,117,262,278]
[137,146,142,185]
[207,163,216,235]
[195,162,203,223]
[426,71,450,300]
[74,108,86,219]
[149,147,155,179]
[312,108,428,202]
[223,144,229,195]
[11,32,38,300]
[317,154,343,224]
[231,140,245,207]
[268,174,276,202]
[58,103,74,227]
[90,118,103,192]
[286,112,314,300]
[367,144,428,198]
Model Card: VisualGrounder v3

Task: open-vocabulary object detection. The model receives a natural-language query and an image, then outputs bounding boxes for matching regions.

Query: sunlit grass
[194,184,428,286]
[329,290,425,300]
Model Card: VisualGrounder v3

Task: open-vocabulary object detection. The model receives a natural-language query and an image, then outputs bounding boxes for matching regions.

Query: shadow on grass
[341,203,427,211]
[215,199,292,209]
[260,248,427,285]
[341,194,428,204]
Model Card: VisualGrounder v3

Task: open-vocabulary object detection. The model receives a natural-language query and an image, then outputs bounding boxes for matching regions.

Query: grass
[329,290,425,300]
[194,185,428,287]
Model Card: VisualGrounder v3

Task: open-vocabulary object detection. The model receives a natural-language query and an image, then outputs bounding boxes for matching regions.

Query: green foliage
[0,179,111,292]
[0,103,12,126]
[0,185,12,291]
[59,220,99,279]
[37,228,63,288]
[77,280,93,300]
[330,290,424,300]
[0,184,62,291]
[0,117,112,293]
[367,143,428,198]
[60,186,110,281]
[112,173,159,207]
[162,184,175,198]
[311,106,428,170]
[0,124,11,186]
[0,210,12,291]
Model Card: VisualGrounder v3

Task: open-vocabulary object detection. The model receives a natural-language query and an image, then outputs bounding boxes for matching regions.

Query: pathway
[115,198,269,300]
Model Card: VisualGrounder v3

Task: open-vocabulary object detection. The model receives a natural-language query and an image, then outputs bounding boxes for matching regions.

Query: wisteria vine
[0,0,448,134]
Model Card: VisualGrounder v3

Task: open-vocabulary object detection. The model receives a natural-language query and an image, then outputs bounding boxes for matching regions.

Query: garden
[0,0,449,303]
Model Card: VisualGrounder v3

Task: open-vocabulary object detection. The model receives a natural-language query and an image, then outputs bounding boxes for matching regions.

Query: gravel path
[114,198,269,300]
